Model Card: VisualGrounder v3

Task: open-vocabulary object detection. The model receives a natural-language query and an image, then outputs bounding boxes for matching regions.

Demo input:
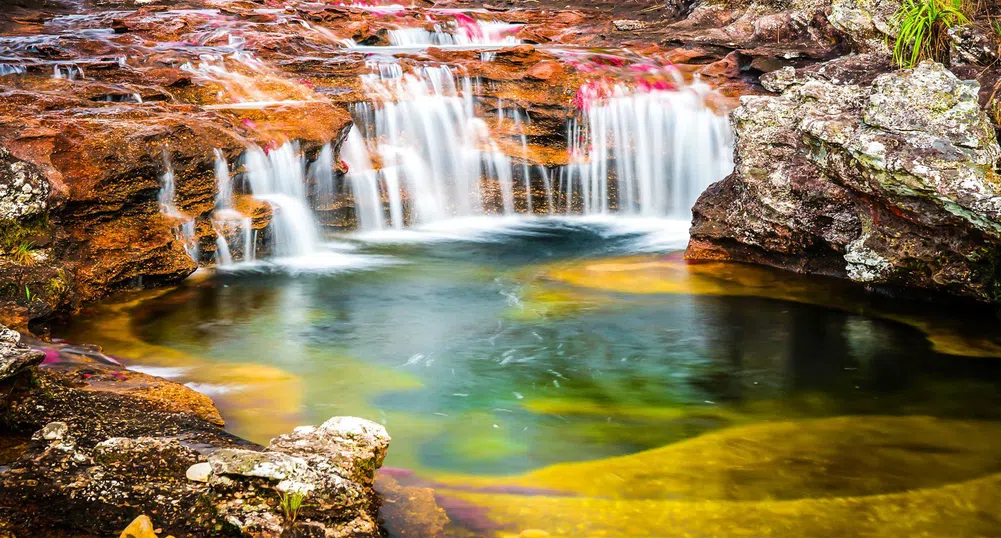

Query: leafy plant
[24,285,34,302]
[277,490,307,524]
[892,0,969,68]
[9,241,35,266]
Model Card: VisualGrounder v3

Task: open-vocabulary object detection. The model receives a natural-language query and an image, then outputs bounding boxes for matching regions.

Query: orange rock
[525,60,565,81]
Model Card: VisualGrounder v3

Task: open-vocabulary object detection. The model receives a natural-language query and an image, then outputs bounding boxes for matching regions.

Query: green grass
[9,241,34,266]
[277,490,307,524]
[892,0,970,68]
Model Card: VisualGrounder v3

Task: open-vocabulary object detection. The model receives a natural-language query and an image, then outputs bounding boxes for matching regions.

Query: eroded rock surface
[0,324,396,537]
[689,61,1001,302]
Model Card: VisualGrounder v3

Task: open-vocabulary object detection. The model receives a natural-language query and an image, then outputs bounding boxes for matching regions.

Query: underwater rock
[0,360,396,537]
[689,60,1001,303]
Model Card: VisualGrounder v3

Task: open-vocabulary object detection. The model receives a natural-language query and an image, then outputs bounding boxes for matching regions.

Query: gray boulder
[689,60,1001,302]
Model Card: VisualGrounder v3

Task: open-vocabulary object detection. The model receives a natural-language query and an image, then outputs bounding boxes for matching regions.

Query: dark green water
[103,219,1001,476]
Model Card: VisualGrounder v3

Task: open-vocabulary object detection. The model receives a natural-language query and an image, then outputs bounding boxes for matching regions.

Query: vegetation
[9,241,34,266]
[892,0,969,68]
[277,489,307,524]
[0,215,47,265]
[24,286,34,302]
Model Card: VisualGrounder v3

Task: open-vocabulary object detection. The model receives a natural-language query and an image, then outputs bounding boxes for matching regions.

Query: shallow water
[58,217,1001,536]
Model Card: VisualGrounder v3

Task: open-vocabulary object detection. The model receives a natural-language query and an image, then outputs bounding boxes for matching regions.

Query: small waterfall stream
[157,49,734,266]
[341,66,734,232]
[158,152,199,262]
[565,84,734,217]
[243,143,322,258]
[346,65,518,230]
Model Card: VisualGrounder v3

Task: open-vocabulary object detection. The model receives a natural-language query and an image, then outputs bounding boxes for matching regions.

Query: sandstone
[1,359,396,537]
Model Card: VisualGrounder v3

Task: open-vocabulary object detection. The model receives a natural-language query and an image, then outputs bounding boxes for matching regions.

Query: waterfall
[158,152,199,262]
[0,64,25,76]
[212,149,255,265]
[565,84,734,218]
[386,21,521,47]
[347,65,516,230]
[214,149,232,210]
[243,142,322,257]
[310,143,336,207]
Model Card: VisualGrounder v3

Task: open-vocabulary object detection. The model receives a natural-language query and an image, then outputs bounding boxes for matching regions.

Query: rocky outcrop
[0,328,397,537]
[0,325,43,381]
[689,60,1001,302]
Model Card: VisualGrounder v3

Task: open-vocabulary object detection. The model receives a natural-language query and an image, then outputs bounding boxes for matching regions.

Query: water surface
[60,218,1001,536]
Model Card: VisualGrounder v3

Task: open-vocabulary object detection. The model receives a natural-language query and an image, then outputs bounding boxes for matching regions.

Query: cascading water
[158,152,199,262]
[343,64,732,231]
[386,21,521,47]
[0,64,25,76]
[310,143,336,207]
[242,142,322,258]
[347,65,517,231]
[563,82,734,218]
[211,149,253,266]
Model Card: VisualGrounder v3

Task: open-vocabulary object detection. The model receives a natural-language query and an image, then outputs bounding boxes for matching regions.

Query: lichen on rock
[689,60,1001,303]
[0,343,397,537]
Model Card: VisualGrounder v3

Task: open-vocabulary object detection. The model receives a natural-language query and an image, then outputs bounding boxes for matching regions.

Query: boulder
[689,60,1001,302]
[0,324,44,381]
[0,145,48,223]
[827,0,900,54]
[0,363,394,537]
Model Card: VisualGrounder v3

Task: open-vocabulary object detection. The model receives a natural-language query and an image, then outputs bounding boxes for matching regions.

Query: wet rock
[209,448,308,481]
[269,416,391,488]
[0,324,44,381]
[689,61,1001,302]
[612,20,649,31]
[0,360,398,537]
[185,461,211,482]
[0,145,48,222]
[375,474,450,538]
[39,421,67,440]
[948,24,999,67]
[118,515,156,538]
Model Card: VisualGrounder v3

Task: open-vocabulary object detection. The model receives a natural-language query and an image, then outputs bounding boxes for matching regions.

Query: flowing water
[32,5,1001,535]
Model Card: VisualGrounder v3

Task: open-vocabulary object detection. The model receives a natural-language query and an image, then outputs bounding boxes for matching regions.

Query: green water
[97,219,1001,479]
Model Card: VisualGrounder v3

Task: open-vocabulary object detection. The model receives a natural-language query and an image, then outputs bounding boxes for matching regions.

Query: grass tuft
[9,241,35,266]
[892,0,969,68]
[277,490,307,524]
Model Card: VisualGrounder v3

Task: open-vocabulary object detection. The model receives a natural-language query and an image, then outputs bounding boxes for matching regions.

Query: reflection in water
[57,220,1001,537]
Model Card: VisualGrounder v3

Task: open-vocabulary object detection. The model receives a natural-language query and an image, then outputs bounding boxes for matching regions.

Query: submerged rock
[689,60,1001,303]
